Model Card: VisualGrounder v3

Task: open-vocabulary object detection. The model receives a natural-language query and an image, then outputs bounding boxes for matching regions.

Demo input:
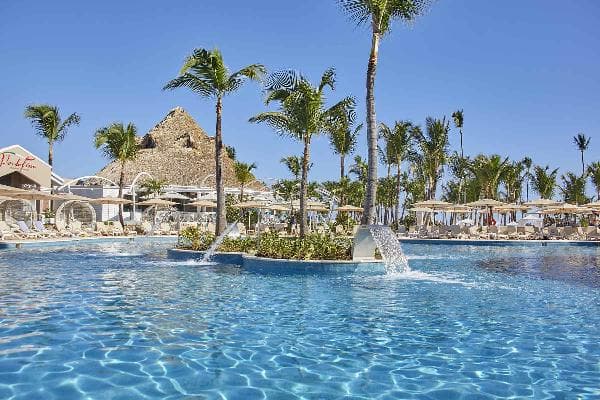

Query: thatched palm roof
[95,107,265,190]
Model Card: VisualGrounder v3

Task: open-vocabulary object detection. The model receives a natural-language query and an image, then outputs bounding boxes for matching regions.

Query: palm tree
[349,155,369,184]
[501,161,525,203]
[140,178,167,198]
[468,154,510,199]
[379,121,416,226]
[24,104,80,168]
[413,117,449,200]
[451,109,464,158]
[94,122,138,226]
[280,156,304,181]
[522,156,533,202]
[163,48,265,235]
[250,68,354,236]
[573,133,591,176]
[587,162,600,200]
[225,145,236,161]
[329,109,361,180]
[560,172,588,204]
[338,0,433,225]
[530,165,559,199]
[234,161,257,201]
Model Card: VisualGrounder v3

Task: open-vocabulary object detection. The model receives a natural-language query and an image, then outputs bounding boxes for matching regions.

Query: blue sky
[1,0,599,186]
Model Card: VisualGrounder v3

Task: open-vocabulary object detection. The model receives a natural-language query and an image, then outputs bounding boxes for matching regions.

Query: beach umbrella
[413,200,452,210]
[268,204,291,212]
[336,204,363,212]
[0,195,15,201]
[0,184,29,195]
[89,197,132,205]
[160,191,190,200]
[409,206,434,213]
[582,201,600,208]
[233,200,270,209]
[466,199,506,208]
[523,198,560,207]
[55,193,93,202]
[11,190,62,201]
[188,199,217,208]
[307,205,329,212]
[494,204,528,212]
[137,199,177,207]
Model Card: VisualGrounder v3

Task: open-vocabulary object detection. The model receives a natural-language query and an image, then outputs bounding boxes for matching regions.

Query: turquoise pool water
[0,239,599,399]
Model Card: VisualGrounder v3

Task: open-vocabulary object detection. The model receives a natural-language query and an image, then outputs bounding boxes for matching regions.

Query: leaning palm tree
[573,133,591,176]
[379,121,416,226]
[530,165,559,200]
[24,104,80,168]
[413,117,450,200]
[338,0,433,225]
[163,48,265,235]
[94,122,138,226]
[587,162,600,200]
[250,68,354,237]
[329,108,361,180]
[234,161,257,201]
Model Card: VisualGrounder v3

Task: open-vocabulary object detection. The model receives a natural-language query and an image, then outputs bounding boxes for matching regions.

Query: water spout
[368,225,410,274]
[201,222,239,263]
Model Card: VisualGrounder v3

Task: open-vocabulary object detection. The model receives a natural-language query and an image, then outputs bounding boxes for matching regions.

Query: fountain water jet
[353,225,410,274]
[201,222,238,263]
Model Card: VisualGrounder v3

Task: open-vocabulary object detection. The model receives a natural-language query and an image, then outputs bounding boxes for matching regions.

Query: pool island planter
[167,248,385,273]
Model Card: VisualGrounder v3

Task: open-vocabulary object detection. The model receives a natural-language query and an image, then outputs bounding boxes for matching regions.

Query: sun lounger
[16,221,43,239]
[0,220,18,240]
[33,221,59,238]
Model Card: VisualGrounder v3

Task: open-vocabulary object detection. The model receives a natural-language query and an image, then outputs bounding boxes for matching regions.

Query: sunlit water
[0,239,599,399]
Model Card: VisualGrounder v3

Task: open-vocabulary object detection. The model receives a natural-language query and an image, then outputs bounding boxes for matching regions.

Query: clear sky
[1,0,599,186]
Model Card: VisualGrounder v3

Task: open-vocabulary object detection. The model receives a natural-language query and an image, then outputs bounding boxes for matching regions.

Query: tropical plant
[413,117,449,199]
[560,172,588,204]
[530,165,559,199]
[338,0,433,224]
[225,145,236,160]
[280,155,305,181]
[140,178,167,198]
[379,120,416,224]
[164,48,265,235]
[94,122,138,225]
[451,109,464,158]
[24,104,80,168]
[250,68,354,236]
[234,161,257,201]
[349,155,368,183]
[329,107,361,180]
[256,232,352,260]
[468,154,510,199]
[501,161,525,203]
[587,162,600,200]
[573,133,591,176]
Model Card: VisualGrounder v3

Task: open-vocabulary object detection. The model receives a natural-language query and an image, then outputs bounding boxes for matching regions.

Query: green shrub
[178,227,215,251]
[218,236,257,253]
[256,233,352,260]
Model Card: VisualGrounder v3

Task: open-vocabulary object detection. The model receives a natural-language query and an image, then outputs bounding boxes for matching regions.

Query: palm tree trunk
[239,184,244,202]
[299,135,311,237]
[581,151,585,176]
[395,163,402,228]
[361,29,380,226]
[48,141,54,168]
[340,155,345,181]
[118,160,125,226]
[215,96,226,236]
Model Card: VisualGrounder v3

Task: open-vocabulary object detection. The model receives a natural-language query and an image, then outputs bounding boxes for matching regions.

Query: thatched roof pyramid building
[96,107,264,190]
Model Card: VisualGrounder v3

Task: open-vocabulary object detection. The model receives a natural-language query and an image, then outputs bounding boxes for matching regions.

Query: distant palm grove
[23,0,599,236]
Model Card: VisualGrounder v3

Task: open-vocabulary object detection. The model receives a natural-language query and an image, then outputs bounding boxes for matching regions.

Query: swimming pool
[0,239,599,399]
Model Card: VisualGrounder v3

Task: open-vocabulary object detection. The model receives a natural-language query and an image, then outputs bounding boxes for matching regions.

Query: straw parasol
[444,205,472,213]
[336,204,363,212]
[268,204,291,212]
[234,200,270,209]
[582,201,600,208]
[188,199,217,208]
[466,198,506,208]
[523,198,560,207]
[0,184,29,195]
[412,200,452,210]
[137,198,177,207]
[409,206,434,213]
[494,204,529,212]
[307,205,329,212]
[291,199,327,208]
[10,190,62,201]
[0,195,15,201]
[55,193,93,202]
[541,203,586,214]
[89,197,132,205]
[159,192,190,200]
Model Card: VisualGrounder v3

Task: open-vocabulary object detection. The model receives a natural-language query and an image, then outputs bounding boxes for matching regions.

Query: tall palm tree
[560,172,588,204]
[522,156,533,202]
[250,68,354,236]
[24,104,80,168]
[573,133,591,176]
[329,109,361,180]
[530,165,559,199]
[163,48,265,235]
[587,162,600,200]
[451,109,464,158]
[338,0,433,225]
[413,117,449,200]
[379,121,416,226]
[234,161,257,201]
[94,122,138,226]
